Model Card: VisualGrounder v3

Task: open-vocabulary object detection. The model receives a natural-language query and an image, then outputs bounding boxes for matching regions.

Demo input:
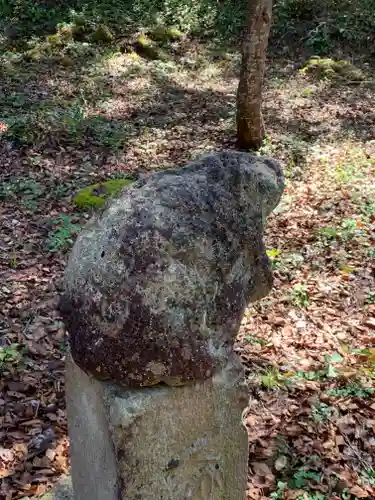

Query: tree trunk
[236,0,273,150]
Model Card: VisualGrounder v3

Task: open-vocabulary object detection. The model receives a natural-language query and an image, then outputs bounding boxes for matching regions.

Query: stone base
[38,476,73,500]
[66,354,249,500]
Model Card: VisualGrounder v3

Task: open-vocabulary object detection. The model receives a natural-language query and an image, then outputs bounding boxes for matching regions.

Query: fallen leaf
[251,462,272,476]
[364,317,375,329]
[274,455,288,471]
[0,447,14,462]
[349,485,368,498]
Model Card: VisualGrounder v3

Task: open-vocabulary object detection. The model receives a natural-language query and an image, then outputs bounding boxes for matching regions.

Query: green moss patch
[300,58,366,82]
[148,26,184,42]
[133,33,167,60]
[73,179,134,211]
[91,25,114,44]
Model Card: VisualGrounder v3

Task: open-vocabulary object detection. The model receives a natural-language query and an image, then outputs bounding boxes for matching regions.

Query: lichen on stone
[60,152,284,388]
[73,178,134,211]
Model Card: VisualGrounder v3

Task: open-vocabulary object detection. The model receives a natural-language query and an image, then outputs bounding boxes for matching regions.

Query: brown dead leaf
[364,317,375,329]
[286,490,308,499]
[45,449,56,461]
[335,434,345,446]
[247,486,262,499]
[251,462,273,477]
[349,485,369,498]
[0,447,14,463]
[274,455,288,471]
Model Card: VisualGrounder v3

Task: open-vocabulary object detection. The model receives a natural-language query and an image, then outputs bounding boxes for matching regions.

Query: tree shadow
[0,48,241,187]
[263,61,375,147]
[2,48,375,192]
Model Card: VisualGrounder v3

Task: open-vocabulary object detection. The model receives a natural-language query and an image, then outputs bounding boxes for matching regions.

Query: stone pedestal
[67,354,249,500]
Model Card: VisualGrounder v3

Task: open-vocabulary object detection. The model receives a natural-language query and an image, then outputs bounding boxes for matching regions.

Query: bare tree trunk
[236,0,273,150]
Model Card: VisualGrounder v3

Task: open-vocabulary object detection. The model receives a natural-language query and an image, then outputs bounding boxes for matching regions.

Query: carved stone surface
[66,353,249,500]
[59,151,284,388]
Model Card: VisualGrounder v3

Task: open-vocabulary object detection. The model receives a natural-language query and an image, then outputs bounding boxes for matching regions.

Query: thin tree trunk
[236,0,273,150]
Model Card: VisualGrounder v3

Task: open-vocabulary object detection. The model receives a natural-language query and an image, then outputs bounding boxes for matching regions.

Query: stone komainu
[59,151,284,388]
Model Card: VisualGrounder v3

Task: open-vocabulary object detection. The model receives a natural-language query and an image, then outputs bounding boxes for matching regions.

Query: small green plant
[9,248,17,269]
[318,226,338,241]
[366,291,375,304]
[0,344,24,371]
[311,402,337,422]
[148,25,184,42]
[60,101,86,136]
[270,482,286,499]
[283,252,304,268]
[334,160,357,183]
[0,177,44,202]
[360,202,375,217]
[244,334,267,346]
[318,219,362,244]
[296,369,325,381]
[327,383,374,399]
[360,468,375,487]
[290,283,309,308]
[260,367,288,389]
[257,135,273,156]
[296,492,325,500]
[266,248,281,269]
[289,469,321,489]
[46,214,82,253]
[341,218,359,239]
[324,351,344,378]
[302,88,312,97]
[53,183,71,200]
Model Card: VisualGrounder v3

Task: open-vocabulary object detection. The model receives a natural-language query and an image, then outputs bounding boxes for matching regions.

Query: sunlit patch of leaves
[334,149,373,185]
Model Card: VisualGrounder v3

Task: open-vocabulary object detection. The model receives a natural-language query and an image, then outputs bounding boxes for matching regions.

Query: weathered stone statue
[59,151,284,500]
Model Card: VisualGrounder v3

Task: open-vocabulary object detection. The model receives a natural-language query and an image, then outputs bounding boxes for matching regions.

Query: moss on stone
[91,25,114,44]
[133,34,165,60]
[71,24,88,42]
[46,33,64,46]
[301,57,366,82]
[73,179,133,211]
[23,47,43,62]
[149,26,184,42]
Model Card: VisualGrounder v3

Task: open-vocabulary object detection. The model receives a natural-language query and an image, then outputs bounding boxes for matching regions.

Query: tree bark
[236,0,273,150]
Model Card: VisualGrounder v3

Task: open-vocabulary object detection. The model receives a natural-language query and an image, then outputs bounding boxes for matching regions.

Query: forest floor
[0,33,375,500]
